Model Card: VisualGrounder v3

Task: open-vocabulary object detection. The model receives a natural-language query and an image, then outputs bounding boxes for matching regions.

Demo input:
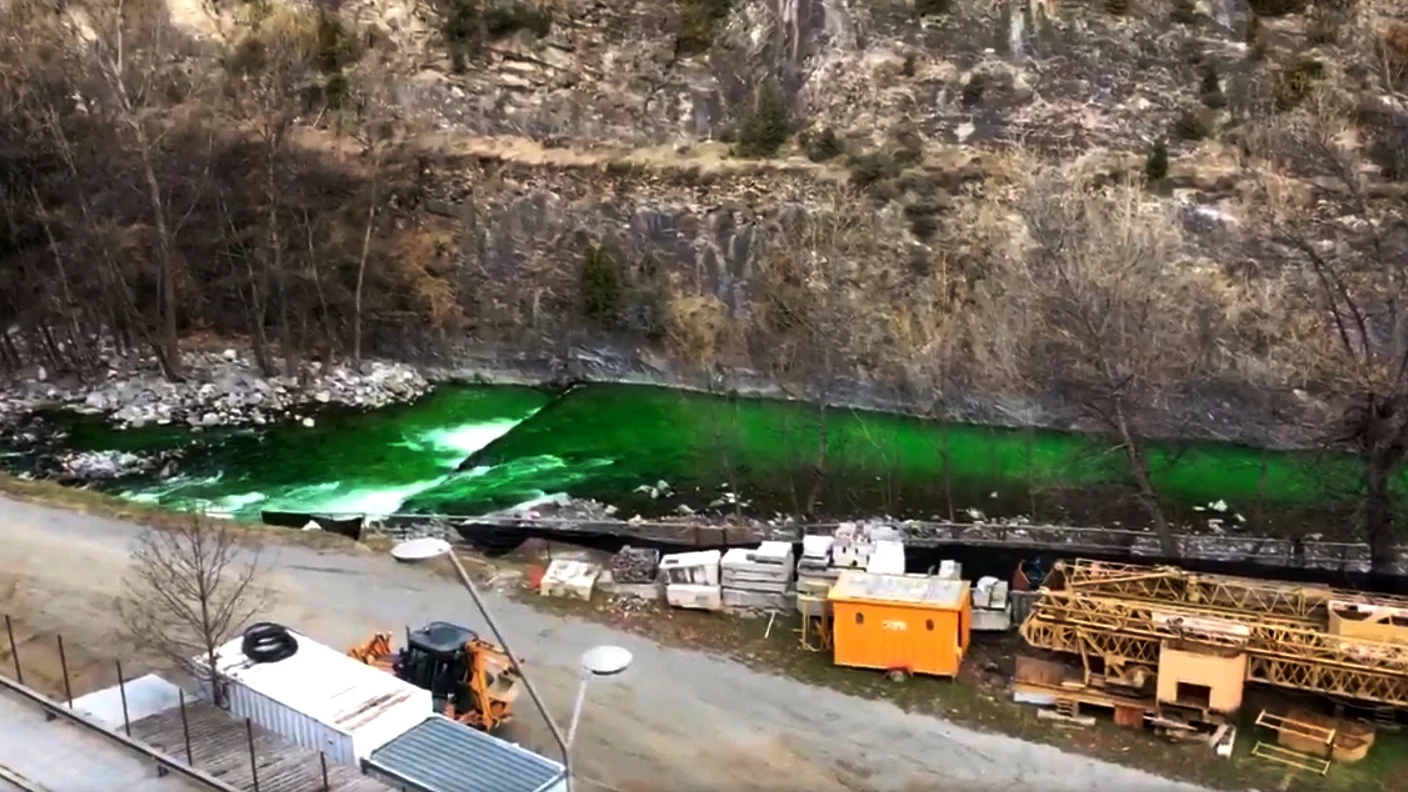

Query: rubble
[609,546,660,585]
[0,346,430,430]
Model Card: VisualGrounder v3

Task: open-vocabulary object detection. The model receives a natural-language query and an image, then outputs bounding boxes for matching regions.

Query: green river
[0,383,1384,536]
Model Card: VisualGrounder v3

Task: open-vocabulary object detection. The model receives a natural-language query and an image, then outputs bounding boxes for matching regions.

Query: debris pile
[610,546,660,584]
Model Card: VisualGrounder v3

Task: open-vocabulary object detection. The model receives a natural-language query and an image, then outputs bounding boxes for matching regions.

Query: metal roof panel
[366,716,566,792]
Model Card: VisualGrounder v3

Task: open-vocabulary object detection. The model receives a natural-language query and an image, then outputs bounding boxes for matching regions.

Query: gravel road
[0,496,1212,792]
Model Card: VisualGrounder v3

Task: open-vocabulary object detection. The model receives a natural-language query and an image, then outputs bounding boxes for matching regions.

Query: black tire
[242,622,299,663]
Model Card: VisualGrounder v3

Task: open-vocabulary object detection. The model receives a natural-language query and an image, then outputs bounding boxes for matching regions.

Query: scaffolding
[1021,560,1408,708]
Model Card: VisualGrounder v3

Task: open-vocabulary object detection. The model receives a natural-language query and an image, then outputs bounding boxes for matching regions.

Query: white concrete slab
[73,675,182,731]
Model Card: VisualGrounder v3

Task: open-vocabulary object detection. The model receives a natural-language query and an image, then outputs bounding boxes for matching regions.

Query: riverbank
[0,494,1220,792]
[0,344,431,430]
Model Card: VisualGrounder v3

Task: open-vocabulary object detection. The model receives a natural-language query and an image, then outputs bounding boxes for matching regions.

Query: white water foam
[244,418,526,519]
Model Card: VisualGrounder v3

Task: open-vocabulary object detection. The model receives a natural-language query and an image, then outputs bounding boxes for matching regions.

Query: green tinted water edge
[405,384,1365,531]
[1,382,1384,535]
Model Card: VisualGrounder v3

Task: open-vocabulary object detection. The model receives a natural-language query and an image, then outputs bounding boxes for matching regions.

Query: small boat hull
[261,510,364,541]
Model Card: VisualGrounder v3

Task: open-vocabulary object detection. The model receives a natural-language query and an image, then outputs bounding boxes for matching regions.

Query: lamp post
[566,645,632,751]
[390,538,574,790]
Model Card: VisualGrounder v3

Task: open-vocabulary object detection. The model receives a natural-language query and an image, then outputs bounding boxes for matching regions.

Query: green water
[0,383,1378,533]
[43,386,554,519]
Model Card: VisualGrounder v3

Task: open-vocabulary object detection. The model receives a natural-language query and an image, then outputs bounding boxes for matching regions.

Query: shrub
[734,81,790,158]
[1247,0,1305,16]
[1273,59,1325,111]
[961,74,986,108]
[1105,0,1130,16]
[803,127,844,162]
[1384,22,1408,83]
[847,151,901,188]
[677,0,733,57]
[1174,107,1215,140]
[1170,0,1198,25]
[915,0,951,16]
[904,202,941,242]
[1199,67,1226,108]
[581,245,622,328]
[313,10,357,74]
[483,1,551,38]
[1145,139,1170,181]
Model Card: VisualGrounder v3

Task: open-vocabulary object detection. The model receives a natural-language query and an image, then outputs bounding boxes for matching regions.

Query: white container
[196,628,431,766]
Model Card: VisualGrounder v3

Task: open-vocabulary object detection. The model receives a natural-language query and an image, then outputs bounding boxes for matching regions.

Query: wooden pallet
[1251,742,1331,776]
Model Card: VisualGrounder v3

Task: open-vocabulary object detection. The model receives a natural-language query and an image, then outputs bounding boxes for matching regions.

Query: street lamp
[566,645,632,751]
[390,537,574,789]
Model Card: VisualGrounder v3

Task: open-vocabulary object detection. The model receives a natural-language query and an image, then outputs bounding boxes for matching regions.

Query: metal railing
[1,614,335,792]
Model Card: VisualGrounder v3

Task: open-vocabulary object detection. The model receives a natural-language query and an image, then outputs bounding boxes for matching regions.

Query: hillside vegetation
[1,0,1408,563]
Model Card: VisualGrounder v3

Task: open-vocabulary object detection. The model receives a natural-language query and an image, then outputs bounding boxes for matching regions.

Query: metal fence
[1,613,336,792]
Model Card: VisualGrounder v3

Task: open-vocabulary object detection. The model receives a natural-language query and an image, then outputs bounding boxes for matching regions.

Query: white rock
[301,416,315,428]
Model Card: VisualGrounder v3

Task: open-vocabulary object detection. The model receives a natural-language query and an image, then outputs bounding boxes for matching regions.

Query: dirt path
[0,496,1211,792]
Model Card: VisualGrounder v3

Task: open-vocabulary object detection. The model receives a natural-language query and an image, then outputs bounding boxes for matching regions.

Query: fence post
[56,634,72,707]
[116,659,131,736]
[246,717,260,792]
[179,689,193,764]
[4,615,21,685]
[320,751,329,791]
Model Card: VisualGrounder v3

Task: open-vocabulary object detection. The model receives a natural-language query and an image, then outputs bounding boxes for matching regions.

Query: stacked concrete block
[721,542,795,612]
[796,535,839,617]
[866,539,906,575]
[971,575,1013,632]
[830,523,872,569]
[539,559,601,601]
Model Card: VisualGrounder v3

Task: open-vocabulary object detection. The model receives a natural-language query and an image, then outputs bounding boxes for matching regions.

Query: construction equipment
[347,621,521,731]
[1019,559,1408,709]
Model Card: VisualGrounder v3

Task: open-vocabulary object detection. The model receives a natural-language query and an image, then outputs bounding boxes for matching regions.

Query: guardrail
[294,510,1406,574]
[1,614,338,792]
[0,669,240,792]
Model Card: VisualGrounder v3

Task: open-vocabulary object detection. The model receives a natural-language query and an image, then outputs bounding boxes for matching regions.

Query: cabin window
[855,612,864,625]
[925,619,934,631]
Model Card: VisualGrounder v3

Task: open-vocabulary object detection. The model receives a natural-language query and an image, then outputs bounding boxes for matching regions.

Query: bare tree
[1246,90,1408,570]
[77,0,191,380]
[993,171,1220,556]
[750,191,894,517]
[667,292,747,512]
[118,515,270,705]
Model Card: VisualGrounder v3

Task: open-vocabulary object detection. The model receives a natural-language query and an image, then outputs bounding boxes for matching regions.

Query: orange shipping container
[828,571,971,678]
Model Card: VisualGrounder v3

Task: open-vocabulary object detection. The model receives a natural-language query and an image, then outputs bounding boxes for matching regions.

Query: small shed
[828,571,971,678]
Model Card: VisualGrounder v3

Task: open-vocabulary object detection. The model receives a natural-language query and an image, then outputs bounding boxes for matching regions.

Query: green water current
[0,383,1384,535]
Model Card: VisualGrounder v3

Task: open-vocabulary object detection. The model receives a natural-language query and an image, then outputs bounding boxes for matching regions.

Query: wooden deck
[129,701,391,792]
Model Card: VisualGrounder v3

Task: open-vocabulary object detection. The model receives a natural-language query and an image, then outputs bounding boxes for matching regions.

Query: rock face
[375,0,1217,153]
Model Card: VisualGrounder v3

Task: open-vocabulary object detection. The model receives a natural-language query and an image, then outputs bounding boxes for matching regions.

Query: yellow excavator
[347,621,521,731]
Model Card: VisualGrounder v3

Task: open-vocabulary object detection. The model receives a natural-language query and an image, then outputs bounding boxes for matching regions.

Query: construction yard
[0,493,1230,792]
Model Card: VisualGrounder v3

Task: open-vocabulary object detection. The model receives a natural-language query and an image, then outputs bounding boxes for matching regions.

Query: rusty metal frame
[1060,559,1408,622]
